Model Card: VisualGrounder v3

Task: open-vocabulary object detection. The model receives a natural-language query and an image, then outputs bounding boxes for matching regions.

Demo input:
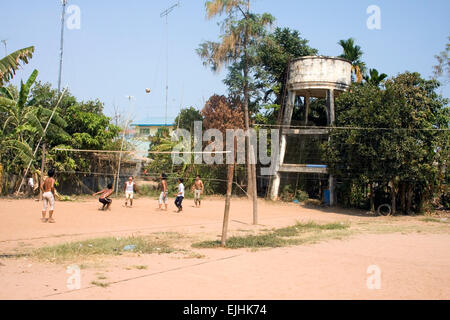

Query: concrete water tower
[270,56,352,205]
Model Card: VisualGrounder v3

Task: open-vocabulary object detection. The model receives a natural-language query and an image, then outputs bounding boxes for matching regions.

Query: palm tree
[198,0,274,227]
[364,68,388,87]
[0,46,34,87]
[338,38,365,82]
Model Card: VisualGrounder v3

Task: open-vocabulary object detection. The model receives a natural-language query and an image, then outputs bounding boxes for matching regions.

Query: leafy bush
[280,185,309,202]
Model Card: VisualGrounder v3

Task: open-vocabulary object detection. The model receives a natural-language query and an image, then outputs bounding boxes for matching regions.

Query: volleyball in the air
[145,88,151,93]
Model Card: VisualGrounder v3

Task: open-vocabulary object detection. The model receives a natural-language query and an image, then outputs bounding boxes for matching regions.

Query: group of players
[40,169,204,223]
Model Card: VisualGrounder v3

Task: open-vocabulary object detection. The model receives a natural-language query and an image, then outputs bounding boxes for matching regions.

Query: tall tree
[338,38,366,83]
[197,0,274,222]
[174,107,203,132]
[324,72,449,214]
[202,94,244,245]
[257,27,318,107]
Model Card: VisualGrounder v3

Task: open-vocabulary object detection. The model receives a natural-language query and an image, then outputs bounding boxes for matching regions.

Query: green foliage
[0,75,122,194]
[280,185,309,202]
[173,107,203,132]
[256,27,318,106]
[146,127,177,175]
[33,236,174,263]
[364,69,388,87]
[0,70,68,186]
[324,72,449,212]
[0,46,34,86]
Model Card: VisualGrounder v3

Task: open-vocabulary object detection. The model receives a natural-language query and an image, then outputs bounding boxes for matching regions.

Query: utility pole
[160,1,180,125]
[58,0,68,92]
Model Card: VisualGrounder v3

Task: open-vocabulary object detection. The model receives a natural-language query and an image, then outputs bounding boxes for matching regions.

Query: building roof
[131,116,175,127]
[131,123,174,127]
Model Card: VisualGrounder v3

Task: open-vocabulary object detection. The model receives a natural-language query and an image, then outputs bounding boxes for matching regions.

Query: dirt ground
[0,196,449,300]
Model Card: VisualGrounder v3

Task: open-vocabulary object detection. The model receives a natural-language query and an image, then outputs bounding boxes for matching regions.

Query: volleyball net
[35,148,249,198]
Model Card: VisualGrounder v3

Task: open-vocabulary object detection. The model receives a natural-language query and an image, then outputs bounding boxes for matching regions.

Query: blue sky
[1,0,449,123]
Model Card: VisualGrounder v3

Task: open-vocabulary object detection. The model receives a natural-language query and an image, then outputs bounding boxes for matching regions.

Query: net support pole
[221,138,237,246]
[250,143,258,225]
[221,163,234,247]
[115,126,127,196]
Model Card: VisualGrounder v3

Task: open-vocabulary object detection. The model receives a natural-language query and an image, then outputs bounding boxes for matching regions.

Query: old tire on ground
[377,204,391,216]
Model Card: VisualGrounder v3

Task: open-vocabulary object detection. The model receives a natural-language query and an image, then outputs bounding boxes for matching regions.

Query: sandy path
[0,198,449,300]
[1,233,449,300]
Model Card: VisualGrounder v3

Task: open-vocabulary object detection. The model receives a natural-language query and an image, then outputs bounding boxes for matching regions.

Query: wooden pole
[250,144,258,225]
[221,164,234,247]
[221,137,237,246]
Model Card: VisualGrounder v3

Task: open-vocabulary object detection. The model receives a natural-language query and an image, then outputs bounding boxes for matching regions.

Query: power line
[53,148,231,154]
[253,124,450,132]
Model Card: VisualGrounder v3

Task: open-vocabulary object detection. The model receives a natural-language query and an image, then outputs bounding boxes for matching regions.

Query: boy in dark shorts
[174,178,184,213]
[92,183,114,211]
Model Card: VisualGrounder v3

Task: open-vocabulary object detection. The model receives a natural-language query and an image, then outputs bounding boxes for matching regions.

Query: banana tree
[0,69,67,192]
[0,46,34,87]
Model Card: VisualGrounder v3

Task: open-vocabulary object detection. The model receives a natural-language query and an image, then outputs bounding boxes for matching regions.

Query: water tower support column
[270,90,296,200]
[304,94,310,125]
[327,89,336,206]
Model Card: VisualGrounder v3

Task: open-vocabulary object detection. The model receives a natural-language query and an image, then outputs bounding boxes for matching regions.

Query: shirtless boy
[93,183,114,211]
[191,175,204,207]
[40,168,56,223]
[158,173,168,211]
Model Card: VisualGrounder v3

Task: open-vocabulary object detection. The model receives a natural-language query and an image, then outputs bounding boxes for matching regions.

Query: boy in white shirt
[174,178,184,213]
[123,176,138,208]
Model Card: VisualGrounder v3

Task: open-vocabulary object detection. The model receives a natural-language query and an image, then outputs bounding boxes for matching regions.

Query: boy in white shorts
[123,176,138,207]
[40,168,56,223]
[191,175,204,208]
[158,173,168,211]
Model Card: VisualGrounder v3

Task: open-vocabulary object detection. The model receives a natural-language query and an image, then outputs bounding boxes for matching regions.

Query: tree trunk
[241,10,258,224]
[390,179,396,215]
[221,164,234,247]
[95,158,100,191]
[369,182,375,212]
[243,27,252,200]
[406,184,413,215]
[400,182,406,214]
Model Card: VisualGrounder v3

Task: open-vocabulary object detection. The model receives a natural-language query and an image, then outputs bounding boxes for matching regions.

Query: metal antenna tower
[160,1,180,125]
[58,0,68,93]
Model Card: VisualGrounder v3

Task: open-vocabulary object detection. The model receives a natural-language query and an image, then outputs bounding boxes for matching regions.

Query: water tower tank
[288,56,352,98]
